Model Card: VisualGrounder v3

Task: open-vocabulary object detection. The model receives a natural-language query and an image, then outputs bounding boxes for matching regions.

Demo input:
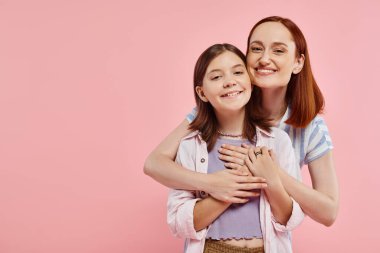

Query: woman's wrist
[197,172,212,192]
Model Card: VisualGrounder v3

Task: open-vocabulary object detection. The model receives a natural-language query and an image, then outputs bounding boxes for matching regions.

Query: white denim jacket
[167,127,304,253]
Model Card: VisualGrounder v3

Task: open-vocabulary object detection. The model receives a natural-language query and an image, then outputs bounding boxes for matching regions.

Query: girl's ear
[292,54,305,74]
[195,86,209,102]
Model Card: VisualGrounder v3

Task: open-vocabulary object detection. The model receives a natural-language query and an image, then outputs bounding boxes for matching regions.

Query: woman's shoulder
[307,114,329,130]
[270,127,292,142]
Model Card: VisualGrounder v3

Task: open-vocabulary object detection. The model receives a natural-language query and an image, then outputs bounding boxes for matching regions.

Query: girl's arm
[193,197,231,232]
[277,151,339,226]
[144,119,265,203]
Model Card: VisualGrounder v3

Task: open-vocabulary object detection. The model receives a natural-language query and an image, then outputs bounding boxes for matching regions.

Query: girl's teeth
[224,91,241,97]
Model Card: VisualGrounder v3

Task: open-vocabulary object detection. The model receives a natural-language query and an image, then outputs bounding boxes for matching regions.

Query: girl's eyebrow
[250,40,288,48]
[208,64,245,74]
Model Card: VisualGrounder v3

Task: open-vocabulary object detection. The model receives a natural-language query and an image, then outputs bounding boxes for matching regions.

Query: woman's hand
[205,169,267,204]
[245,146,281,186]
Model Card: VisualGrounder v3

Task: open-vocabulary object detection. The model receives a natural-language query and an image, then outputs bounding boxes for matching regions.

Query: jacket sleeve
[166,140,208,240]
[270,129,305,232]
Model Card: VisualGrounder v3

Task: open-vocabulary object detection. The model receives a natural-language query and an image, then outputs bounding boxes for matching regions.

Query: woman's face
[246,22,304,89]
[196,51,251,114]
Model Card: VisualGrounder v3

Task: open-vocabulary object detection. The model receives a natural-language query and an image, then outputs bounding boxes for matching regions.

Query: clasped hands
[207,144,281,203]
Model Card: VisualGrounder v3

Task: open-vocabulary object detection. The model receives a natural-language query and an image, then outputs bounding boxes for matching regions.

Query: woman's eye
[274,49,285,54]
[251,46,263,52]
[234,71,243,75]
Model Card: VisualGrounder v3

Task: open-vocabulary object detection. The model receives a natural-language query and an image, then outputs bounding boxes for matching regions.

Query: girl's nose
[223,81,237,88]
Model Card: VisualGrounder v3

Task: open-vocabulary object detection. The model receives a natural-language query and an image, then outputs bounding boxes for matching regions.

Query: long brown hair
[190,43,270,151]
[246,16,325,128]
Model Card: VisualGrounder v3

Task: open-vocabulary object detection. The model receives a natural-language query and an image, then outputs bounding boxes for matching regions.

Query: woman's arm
[245,147,292,225]
[277,150,339,226]
[219,145,339,226]
[144,119,265,203]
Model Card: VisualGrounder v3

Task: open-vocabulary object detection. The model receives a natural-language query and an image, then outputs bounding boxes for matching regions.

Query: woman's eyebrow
[249,40,288,48]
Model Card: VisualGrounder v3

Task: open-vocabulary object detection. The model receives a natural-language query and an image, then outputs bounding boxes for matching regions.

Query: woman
[144,16,339,227]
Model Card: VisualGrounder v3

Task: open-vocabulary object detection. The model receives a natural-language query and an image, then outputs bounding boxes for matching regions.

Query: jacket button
[200,191,207,197]
[200,158,205,163]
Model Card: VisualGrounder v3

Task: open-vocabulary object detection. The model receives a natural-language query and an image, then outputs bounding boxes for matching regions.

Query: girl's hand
[218,144,250,170]
[206,169,267,204]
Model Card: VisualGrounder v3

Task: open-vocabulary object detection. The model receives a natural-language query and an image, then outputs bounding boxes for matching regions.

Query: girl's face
[246,22,304,89]
[196,51,251,114]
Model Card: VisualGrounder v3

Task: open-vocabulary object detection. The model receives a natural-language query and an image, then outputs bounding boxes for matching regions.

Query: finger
[241,143,252,149]
[248,147,257,162]
[245,156,253,171]
[234,174,266,184]
[226,197,249,204]
[253,147,263,159]
[234,190,261,198]
[261,146,270,156]
[218,147,246,160]
[226,169,249,176]
[224,162,242,170]
[238,182,268,191]
[221,144,249,155]
[219,154,245,165]
[268,149,278,162]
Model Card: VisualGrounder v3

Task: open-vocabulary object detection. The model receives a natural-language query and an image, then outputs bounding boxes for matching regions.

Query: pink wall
[1,0,379,252]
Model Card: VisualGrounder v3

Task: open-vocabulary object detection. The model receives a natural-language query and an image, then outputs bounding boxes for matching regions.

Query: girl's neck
[261,87,288,125]
[215,109,245,137]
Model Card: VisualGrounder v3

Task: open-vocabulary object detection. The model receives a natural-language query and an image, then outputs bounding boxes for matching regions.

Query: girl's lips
[221,91,243,98]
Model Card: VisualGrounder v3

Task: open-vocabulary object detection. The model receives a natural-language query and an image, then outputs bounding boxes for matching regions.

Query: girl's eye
[274,49,285,54]
[234,71,243,75]
[211,75,221,80]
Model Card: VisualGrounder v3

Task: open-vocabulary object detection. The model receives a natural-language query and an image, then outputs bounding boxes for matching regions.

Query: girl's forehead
[207,51,245,69]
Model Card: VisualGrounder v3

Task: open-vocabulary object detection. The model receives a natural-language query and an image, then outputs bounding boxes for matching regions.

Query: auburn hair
[246,16,325,128]
[189,43,271,151]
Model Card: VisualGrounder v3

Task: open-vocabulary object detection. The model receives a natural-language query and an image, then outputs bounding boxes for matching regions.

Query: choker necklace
[217,130,243,138]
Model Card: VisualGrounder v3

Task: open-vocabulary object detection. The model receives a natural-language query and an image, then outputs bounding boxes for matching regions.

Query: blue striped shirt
[186,107,333,168]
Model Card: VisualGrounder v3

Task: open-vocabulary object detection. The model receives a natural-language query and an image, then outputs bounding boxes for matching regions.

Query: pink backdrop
[1,0,379,252]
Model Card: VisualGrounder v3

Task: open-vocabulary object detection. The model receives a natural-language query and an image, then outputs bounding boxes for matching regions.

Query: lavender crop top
[206,137,263,240]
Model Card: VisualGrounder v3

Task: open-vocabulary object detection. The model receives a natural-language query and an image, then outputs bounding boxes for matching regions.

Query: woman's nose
[259,50,271,65]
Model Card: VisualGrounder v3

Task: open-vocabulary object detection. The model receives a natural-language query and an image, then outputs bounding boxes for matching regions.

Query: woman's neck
[261,87,288,124]
[215,109,245,136]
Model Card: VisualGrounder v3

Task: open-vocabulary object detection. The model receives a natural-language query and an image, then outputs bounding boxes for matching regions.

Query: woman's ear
[293,54,305,74]
[195,86,208,102]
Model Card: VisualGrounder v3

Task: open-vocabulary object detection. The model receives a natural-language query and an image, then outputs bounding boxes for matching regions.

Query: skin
[144,21,339,227]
